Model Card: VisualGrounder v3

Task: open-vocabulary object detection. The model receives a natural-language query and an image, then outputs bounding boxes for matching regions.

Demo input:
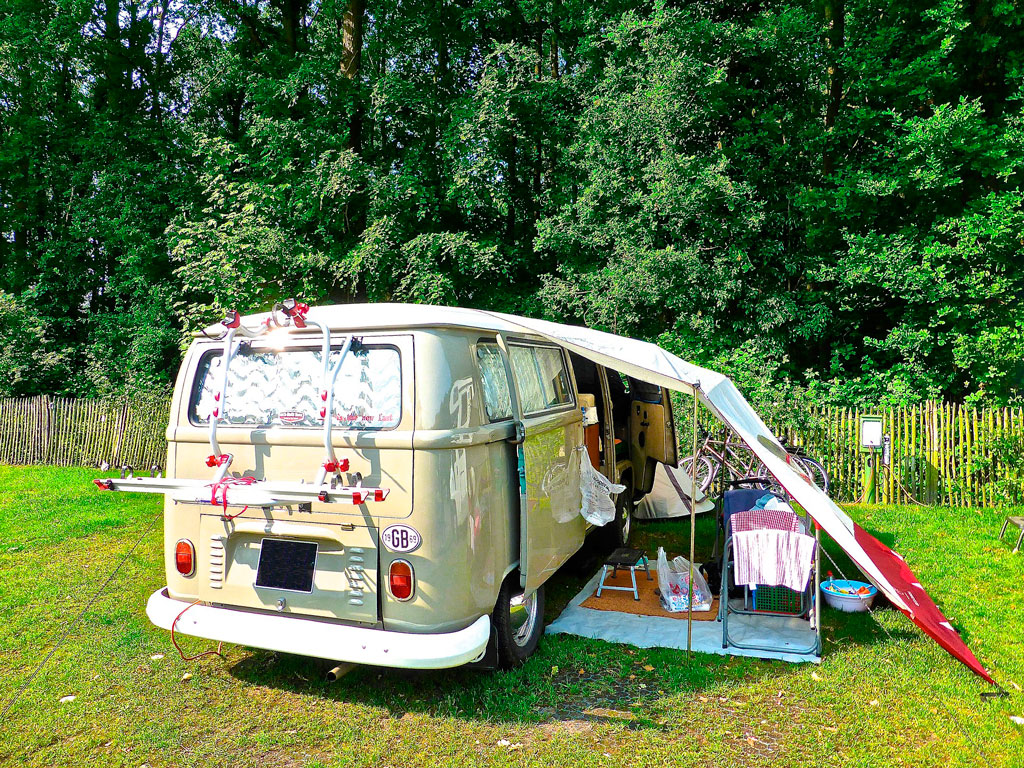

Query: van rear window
[189,345,401,429]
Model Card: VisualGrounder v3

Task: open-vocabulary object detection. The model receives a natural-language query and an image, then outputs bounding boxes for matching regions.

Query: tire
[799,456,830,494]
[493,573,545,669]
[680,455,714,493]
[752,460,787,496]
[754,456,828,496]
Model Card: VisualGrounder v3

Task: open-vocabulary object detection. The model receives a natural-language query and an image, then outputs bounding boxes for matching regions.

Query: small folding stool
[596,547,652,601]
[999,516,1024,553]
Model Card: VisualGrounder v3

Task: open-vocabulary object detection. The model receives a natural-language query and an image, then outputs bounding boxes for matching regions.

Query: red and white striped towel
[733,529,816,592]
[730,507,802,534]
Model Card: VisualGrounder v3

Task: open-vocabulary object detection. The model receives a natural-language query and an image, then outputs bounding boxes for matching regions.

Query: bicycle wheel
[751,460,786,496]
[753,455,825,496]
[798,456,830,495]
[680,455,714,493]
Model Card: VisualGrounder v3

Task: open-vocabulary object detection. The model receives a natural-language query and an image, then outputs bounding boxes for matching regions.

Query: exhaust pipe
[325,662,356,682]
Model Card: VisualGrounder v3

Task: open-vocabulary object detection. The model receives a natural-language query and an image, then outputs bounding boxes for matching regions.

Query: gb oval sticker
[381,524,421,553]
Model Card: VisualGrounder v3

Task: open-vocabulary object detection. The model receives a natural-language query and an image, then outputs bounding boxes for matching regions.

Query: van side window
[476,344,513,421]
[509,344,573,414]
[627,376,663,404]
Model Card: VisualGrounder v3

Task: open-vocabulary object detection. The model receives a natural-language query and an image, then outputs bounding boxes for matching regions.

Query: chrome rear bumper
[146,588,490,669]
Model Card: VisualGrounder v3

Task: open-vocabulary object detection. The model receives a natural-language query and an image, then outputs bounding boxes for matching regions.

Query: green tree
[1,0,1022,407]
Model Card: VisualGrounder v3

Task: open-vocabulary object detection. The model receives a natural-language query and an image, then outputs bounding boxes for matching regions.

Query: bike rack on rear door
[94,299,390,509]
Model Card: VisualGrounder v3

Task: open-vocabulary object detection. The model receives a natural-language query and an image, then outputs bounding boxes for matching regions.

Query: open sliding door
[628,379,679,492]
[497,335,584,592]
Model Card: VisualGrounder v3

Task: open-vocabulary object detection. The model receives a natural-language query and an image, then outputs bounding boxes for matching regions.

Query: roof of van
[203,302,727,392]
[212,303,536,335]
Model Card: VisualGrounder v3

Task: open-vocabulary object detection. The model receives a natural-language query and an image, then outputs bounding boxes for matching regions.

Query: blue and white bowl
[821,579,877,612]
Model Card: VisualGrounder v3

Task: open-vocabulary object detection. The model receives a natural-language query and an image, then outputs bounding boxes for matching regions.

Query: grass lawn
[1,465,1022,767]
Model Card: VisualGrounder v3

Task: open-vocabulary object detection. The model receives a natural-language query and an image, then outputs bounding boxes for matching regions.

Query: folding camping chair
[719,491,799,608]
[712,487,777,559]
[718,504,822,656]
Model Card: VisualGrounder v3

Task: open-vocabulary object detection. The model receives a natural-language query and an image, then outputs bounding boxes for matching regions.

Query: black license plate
[255,539,318,593]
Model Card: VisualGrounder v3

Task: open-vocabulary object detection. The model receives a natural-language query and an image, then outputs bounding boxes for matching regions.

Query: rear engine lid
[196,514,378,625]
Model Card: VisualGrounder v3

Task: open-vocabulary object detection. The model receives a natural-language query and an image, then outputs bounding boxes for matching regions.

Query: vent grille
[209,535,225,589]
[346,547,366,605]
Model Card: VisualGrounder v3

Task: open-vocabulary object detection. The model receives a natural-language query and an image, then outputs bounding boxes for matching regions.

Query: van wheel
[493,574,545,669]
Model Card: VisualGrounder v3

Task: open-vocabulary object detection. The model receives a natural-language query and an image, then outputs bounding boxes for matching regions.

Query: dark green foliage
[1,0,1021,407]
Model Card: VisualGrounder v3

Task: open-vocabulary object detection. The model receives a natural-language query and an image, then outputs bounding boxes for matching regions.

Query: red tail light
[388,559,414,601]
[175,539,195,577]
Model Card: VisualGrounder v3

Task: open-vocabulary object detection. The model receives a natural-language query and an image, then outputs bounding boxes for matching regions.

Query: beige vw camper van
[98,302,678,669]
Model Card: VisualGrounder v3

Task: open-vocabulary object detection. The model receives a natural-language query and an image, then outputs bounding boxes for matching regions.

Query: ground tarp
[547,568,821,664]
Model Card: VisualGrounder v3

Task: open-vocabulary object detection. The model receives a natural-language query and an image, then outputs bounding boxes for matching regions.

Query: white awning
[482,309,993,683]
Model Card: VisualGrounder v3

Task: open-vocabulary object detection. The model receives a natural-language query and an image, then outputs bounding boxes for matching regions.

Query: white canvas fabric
[635,462,714,520]
[697,377,901,604]
[480,310,903,611]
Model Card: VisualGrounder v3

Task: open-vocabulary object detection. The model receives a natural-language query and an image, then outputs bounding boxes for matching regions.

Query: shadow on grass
[226,515,907,726]
[226,635,783,730]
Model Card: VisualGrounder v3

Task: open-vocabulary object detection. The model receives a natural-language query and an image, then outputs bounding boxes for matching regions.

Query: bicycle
[680,430,762,493]
[680,430,830,495]
[777,438,830,495]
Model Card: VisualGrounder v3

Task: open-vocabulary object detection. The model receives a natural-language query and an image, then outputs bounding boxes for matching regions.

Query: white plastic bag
[672,555,712,611]
[656,547,713,612]
[579,449,625,526]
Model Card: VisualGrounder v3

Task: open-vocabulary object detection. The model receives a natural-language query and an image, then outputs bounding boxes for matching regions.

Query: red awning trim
[852,522,994,684]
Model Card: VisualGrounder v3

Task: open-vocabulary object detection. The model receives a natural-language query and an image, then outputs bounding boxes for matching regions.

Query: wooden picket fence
[0,396,171,471]
[768,403,1024,507]
[1,396,1022,507]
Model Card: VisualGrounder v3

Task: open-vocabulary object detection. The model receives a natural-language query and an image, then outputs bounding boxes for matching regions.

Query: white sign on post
[860,418,883,449]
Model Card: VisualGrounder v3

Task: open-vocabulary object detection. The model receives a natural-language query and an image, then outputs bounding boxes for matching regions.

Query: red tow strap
[208,476,257,517]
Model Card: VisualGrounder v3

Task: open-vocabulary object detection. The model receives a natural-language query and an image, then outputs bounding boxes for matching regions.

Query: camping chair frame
[711,483,790,559]
[718,515,822,657]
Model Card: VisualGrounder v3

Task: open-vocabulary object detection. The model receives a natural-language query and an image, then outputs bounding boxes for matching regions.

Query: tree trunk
[96,0,124,113]
[823,0,844,176]
[507,138,518,241]
[283,0,309,55]
[340,0,365,78]
[341,0,365,152]
[226,92,245,142]
[546,8,560,189]
[549,0,560,78]
[535,22,543,78]
[152,0,170,126]
[434,14,451,211]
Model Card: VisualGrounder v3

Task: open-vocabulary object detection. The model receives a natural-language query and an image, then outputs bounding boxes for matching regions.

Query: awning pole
[687,385,698,657]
